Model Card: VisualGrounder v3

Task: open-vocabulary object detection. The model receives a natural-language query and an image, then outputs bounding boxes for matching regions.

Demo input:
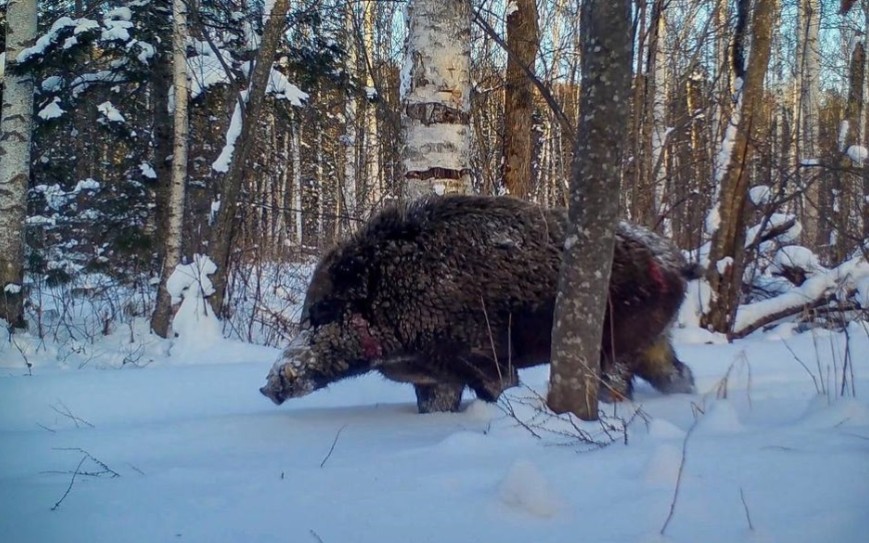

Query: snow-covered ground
[1,319,868,543]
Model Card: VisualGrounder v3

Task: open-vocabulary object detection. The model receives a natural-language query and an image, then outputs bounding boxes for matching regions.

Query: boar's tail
[681,263,705,281]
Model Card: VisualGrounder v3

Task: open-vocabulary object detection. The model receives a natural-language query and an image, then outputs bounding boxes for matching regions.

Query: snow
[212,91,246,172]
[188,40,236,99]
[3,283,22,294]
[749,185,771,206]
[498,459,562,517]
[1,319,868,542]
[38,97,66,120]
[847,145,867,164]
[41,75,64,92]
[734,255,869,335]
[165,255,223,359]
[770,246,823,275]
[97,101,126,123]
[267,68,308,106]
[138,162,156,179]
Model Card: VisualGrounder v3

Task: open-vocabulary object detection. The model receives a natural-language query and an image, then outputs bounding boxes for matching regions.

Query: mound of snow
[498,459,561,518]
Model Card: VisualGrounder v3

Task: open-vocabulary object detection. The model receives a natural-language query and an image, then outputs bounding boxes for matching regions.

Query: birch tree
[0,0,37,329]
[502,0,539,199]
[701,0,778,334]
[400,0,472,199]
[151,0,191,337]
[548,0,633,421]
[793,0,822,245]
[363,0,381,207]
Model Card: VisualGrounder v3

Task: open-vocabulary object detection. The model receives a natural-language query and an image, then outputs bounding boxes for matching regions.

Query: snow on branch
[732,254,869,338]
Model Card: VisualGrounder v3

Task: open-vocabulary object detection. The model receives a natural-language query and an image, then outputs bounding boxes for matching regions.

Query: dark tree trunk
[548,0,633,421]
[502,0,539,199]
[208,0,291,316]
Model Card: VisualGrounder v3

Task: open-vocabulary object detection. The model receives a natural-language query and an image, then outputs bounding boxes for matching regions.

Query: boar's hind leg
[415,383,464,413]
[631,336,695,395]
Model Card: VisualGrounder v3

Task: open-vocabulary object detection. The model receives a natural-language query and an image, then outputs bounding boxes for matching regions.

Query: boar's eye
[308,299,344,327]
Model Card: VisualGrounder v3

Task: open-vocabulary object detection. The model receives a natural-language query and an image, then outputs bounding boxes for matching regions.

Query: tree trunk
[400,0,472,199]
[793,0,822,247]
[342,1,359,222]
[837,42,864,262]
[208,0,290,315]
[363,0,381,208]
[502,0,539,199]
[701,0,778,334]
[151,0,191,338]
[548,0,633,421]
[0,0,37,329]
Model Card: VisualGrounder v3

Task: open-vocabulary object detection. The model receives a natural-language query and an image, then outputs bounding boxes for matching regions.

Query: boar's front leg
[414,383,464,413]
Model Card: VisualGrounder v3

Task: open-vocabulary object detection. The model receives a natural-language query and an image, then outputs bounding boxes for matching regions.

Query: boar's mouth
[260,382,286,405]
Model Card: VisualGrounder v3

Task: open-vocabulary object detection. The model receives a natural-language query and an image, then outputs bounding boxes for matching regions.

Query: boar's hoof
[646,360,696,395]
[415,383,464,413]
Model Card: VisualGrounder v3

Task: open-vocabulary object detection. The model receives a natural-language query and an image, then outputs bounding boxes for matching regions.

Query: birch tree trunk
[293,109,302,245]
[701,0,778,334]
[794,0,822,246]
[209,0,290,315]
[650,2,669,229]
[363,0,381,208]
[0,0,37,329]
[835,42,864,261]
[502,0,539,199]
[548,0,633,421]
[151,0,191,337]
[863,1,869,241]
[342,2,359,222]
[400,0,472,199]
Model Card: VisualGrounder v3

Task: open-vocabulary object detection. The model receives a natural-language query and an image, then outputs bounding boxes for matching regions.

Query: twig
[739,487,755,531]
[660,406,701,535]
[319,424,348,468]
[36,423,56,433]
[10,334,32,376]
[127,463,145,475]
[50,401,94,428]
[782,340,821,393]
[53,448,120,478]
[309,529,325,543]
[51,456,87,511]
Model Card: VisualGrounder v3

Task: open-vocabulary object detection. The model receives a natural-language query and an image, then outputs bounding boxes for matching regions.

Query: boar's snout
[260,384,286,405]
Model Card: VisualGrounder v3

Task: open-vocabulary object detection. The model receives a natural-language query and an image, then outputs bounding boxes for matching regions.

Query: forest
[1,0,867,348]
[2,2,869,542]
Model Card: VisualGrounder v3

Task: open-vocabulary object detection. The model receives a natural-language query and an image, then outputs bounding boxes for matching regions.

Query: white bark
[167,0,190,285]
[651,8,669,225]
[292,110,302,245]
[0,0,37,327]
[343,2,358,220]
[863,2,869,146]
[363,0,381,207]
[400,0,472,198]
[797,0,821,160]
[150,0,191,337]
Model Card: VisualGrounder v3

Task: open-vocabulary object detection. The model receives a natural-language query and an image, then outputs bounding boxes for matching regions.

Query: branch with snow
[732,254,869,338]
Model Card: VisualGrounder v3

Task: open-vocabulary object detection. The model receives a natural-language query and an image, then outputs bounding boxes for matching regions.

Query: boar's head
[260,256,383,405]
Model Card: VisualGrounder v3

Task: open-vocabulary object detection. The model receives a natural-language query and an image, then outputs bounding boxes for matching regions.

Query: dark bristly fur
[261,195,696,413]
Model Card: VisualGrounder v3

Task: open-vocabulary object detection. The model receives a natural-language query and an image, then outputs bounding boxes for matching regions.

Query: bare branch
[320,424,348,468]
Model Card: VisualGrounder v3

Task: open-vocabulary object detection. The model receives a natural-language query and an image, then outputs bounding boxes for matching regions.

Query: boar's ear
[333,255,368,289]
[308,298,345,327]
